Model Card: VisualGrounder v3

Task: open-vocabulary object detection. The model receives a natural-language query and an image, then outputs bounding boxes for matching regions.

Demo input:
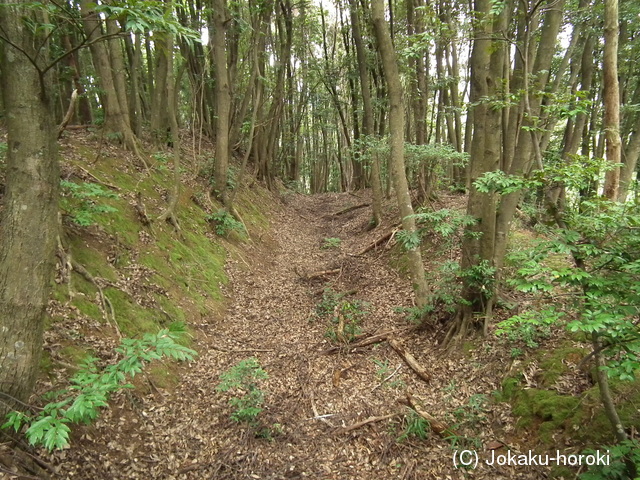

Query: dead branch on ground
[339,413,399,433]
[327,202,371,217]
[301,267,341,280]
[388,339,431,383]
[354,224,401,256]
[401,393,453,438]
[320,331,392,354]
[70,260,121,338]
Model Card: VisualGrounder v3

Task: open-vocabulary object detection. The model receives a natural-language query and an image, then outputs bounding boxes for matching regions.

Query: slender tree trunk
[80,0,139,154]
[350,0,383,226]
[211,0,231,204]
[0,0,59,417]
[371,0,428,308]
[603,0,621,200]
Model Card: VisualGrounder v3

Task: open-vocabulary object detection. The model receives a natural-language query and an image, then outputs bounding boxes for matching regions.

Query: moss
[40,350,54,377]
[60,345,90,364]
[105,288,158,337]
[511,388,581,445]
[72,295,103,320]
[95,195,140,246]
[148,365,180,390]
[537,346,588,387]
[500,376,522,402]
[69,236,118,282]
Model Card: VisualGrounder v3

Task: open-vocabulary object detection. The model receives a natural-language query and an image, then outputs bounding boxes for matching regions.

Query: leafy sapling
[2,324,197,451]
[216,358,268,424]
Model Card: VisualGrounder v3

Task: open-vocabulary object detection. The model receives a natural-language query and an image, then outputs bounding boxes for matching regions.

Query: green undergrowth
[50,142,271,380]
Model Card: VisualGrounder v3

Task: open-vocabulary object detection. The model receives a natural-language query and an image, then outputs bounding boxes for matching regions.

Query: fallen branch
[310,392,336,427]
[355,224,401,256]
[74,164,120,191]
[304,267,341,280]
[335,305,346,343]
[320,331,391,355]
[388,339,430,383]
[402,393,453,438]
[339,413,399,433]
[210,345,274,353]
[328,202,371,217]
[371,363,402,392]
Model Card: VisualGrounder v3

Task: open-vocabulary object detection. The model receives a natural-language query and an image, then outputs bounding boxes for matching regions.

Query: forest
[0,0,639,477]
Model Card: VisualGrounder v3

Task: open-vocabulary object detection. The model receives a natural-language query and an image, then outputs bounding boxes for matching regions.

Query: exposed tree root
[70,260,121,338]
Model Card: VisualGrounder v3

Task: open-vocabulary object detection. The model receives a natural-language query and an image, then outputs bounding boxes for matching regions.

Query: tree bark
[0,0,59,417]
[349,0,383,225]
[371,0,428,308]
[602,0,621,200]
[79,0,139,153]
[211,0,231,204]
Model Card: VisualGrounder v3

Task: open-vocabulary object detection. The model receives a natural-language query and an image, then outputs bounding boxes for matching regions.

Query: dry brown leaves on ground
[32,191,563,479]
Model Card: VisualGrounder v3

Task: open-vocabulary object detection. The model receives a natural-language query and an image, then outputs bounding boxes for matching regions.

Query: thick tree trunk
[448,0,509,344]
[371,0,428,308]
[0,0,59,417]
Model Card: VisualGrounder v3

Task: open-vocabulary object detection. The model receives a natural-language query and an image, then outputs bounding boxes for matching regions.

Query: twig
[339,413,399,433]
[371,364,402,392]
[210,345,274,353]
[310,392,336,427]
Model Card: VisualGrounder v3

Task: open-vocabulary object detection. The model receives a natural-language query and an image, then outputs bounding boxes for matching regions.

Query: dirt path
[52,192,536,480]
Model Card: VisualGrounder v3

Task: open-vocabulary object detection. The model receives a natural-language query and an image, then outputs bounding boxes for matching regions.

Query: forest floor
[38,188,566,480]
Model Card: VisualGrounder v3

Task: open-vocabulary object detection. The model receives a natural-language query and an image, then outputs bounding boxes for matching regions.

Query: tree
[602,0,621,200]
[0,0,59,417]
[371,0,428,309]
[349,0,383,225]
[211,0,232,204]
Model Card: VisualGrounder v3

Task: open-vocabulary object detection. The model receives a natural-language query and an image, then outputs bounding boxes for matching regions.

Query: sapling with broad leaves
[2,324,196,451]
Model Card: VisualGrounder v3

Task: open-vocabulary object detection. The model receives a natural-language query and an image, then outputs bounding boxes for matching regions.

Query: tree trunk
[211,0,231,204]
[371,0,428,308]
[0,0,59,417]
[349,0,383,226]
[79,0,139,153]
[602,0,621,200]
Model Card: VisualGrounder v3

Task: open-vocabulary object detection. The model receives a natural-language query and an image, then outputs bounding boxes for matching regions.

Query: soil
[33,190,559,479]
